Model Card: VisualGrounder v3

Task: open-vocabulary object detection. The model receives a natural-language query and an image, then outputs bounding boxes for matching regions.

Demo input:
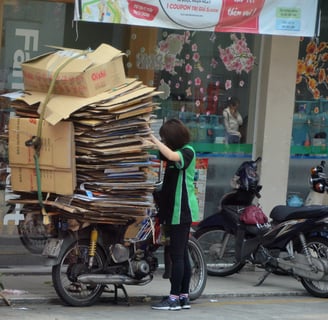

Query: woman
[149,118,199,311]
[223,96,243,144]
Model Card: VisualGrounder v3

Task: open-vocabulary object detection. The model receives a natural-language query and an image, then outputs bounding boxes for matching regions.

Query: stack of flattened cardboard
[7,44,160,225]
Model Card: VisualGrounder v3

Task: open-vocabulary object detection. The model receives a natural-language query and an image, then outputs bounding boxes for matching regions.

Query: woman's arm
[236,112,243,126]
[149,134,181,162]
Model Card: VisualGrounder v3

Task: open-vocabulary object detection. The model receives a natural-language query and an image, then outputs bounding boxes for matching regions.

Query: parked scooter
[194,157,328,298]
[39,183,207,307]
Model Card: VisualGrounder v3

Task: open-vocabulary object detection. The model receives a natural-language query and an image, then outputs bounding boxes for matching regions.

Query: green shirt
[158,145,199,225]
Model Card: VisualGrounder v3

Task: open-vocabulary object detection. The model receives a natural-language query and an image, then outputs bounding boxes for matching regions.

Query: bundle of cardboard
[7,44,160,225]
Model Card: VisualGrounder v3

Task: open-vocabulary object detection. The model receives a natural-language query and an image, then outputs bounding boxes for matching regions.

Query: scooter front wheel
[194,227,245,276]
[301,236,328,298]
[52,240,106,306]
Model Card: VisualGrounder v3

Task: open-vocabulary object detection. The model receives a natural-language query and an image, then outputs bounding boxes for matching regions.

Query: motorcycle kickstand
[255,270,271,286]
[105,284,130,306]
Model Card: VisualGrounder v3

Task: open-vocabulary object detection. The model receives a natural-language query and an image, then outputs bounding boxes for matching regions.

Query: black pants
[167,223,191,296]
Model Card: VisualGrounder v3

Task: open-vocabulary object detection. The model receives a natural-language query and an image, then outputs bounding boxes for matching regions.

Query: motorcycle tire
[300,236,328,298]
[188,236,207,300]
[52,240,106,306]
[194,227,245,276]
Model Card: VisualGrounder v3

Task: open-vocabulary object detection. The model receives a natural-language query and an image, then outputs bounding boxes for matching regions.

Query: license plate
[42,238,64,258]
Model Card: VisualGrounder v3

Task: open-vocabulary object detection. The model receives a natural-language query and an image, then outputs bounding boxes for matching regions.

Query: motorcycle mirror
[311,165,323,175]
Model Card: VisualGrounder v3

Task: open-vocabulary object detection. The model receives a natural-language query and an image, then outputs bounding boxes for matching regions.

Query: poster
[75,0,319,37]
[194,158,208,221]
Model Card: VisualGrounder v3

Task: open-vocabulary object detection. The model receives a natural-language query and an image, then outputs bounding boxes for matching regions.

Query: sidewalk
[0,265,308,306]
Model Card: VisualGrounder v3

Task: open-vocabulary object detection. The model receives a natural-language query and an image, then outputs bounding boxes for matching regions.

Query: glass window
[124,27,259,155]
[292,2,328,157]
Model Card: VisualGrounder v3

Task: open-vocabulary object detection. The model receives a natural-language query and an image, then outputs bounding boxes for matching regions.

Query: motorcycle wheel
[52,240,106,306]
[188,236,207,300]
[194,227,245,276]
[300,236,328,298]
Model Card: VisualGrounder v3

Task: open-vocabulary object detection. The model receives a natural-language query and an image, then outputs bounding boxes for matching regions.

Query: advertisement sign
[195,158,208,221]
[75,0,319,37]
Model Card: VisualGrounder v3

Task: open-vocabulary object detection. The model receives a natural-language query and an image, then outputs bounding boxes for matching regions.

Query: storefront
[0,1,323,240]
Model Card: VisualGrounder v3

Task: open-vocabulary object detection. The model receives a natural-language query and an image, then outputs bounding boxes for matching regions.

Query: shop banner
[194,158,208,221]
[75,0,319,37]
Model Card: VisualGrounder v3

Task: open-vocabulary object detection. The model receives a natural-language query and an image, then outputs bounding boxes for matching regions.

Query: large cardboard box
[22,43,126,98]
[10,167,75,195]
[8,117,76,195]
[8,117,75,170]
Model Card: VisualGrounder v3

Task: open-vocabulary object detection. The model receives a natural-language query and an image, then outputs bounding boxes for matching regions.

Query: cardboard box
[10,167,75,195]
[8,117,76,195]
[8,117,75,170]
[22,43,126,97]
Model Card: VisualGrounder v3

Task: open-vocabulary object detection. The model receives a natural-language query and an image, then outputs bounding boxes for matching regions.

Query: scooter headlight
[309,171,327,193]
[314,182,325,193]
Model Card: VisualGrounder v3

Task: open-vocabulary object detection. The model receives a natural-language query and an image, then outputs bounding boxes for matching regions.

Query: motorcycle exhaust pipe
[77,274,151,285]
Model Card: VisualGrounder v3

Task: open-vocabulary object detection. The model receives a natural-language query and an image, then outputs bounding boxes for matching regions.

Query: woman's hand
[149,134,181,162]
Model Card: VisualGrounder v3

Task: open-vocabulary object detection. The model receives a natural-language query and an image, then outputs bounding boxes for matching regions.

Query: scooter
[194,157,328,298]
[38,182,207,307]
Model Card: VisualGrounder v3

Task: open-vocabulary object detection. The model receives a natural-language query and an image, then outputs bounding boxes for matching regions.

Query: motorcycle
[194,157,328,298]
[39,182,207,307]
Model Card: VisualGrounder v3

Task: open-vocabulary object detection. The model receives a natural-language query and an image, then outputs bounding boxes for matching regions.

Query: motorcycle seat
[270,205,328,222]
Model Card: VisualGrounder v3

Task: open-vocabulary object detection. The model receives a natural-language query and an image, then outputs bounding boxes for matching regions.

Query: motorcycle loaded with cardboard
[6,110,207,307]
[5,45,207,307]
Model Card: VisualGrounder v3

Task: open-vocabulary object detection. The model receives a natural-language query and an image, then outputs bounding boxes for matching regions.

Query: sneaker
[151,297,181,311]
[179,296,191,309]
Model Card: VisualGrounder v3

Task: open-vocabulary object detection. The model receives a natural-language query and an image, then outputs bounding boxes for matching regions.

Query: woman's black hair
[159,118,191,150]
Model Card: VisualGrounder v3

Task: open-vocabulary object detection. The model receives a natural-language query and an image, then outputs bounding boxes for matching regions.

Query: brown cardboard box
[22,43,126,98]
[8,117,75,170]
[8,117,76,195]
[10,167,75,195]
